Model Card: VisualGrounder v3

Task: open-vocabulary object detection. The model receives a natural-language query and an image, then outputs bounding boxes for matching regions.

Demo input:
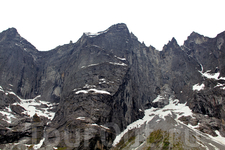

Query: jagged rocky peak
[108,23,129,32]
[107,23,130,39]
[186,30,225,48]
[84,23,129,38]
[216,31,225,50]
[1,24,225,149]
[0,27,20,42]
[81,23,132,59]
[183,30,225,76]
[167,37,178,46]
[0,27,37,53]
[162,37,181,52]
[185,31,210,45]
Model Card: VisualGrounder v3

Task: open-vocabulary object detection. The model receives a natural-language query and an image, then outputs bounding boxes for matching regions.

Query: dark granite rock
[0,24,225,149]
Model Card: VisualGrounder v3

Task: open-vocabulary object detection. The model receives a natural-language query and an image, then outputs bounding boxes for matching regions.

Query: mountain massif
[0,23,225,149]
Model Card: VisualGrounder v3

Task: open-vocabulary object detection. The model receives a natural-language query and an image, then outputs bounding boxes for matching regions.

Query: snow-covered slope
[0,85,58,123]
[112,95,225,150]
[0,85,59,149]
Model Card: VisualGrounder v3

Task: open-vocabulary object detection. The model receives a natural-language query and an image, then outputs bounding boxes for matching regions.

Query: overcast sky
[1,0,225,51]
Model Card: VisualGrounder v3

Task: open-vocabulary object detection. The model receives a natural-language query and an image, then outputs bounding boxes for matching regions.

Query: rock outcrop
[0,23,225,149]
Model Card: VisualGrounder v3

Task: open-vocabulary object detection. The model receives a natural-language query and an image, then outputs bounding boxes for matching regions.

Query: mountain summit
[0,23,225,149]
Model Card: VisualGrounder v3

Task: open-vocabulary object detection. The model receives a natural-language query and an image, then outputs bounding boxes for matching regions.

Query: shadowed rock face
[0,23,225,149]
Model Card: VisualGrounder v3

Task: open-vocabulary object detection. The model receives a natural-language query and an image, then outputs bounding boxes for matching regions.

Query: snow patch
[177,118,225,146]
[0,86,4,92]
[81,61,127,69]
[75,88,110,95]
[100,125,110,130]
[75,90,88,94]
[99,78,106,84]
[76,117,85,120]
[152,95,164,103]
[134,141,146,150]
[81,63,99,68]
[6,92,57,120]
[91,123,99,127]
[193,83,205,91]
[83,84,96,89]
[210,130,225,146]
[200,70,220,80]
[0,105,16,123]
[219,77,225,80]
[208,143,220,150]
[99,78,114,85]
[114,55,126,61]
[109,62,127,66]
[90,123,110,130]
[84,29,109,37]
[33,138,45,150]
[198,65,220,80]
[214,83,225,90]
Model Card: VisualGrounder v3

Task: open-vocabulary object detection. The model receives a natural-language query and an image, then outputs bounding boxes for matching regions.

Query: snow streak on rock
[0,105,16,123]
[114,55,126,61]
[33,138,45,150]
[109,62,127,66]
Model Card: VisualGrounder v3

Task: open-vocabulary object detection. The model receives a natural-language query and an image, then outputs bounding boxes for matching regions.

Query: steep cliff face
[182,31,225,139]
[0,24,225,149]
[183,31,225,76]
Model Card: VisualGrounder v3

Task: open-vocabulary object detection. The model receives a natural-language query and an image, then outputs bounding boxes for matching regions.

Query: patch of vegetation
[115,136,136,150]
[113,128,204,150]
[27,145,34,149]
[147,129,164,144]
[146,129,184,150]
[57,147,67,150]
[113,130,136,150]
[147,129,169,149]
[32,113,41,122]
